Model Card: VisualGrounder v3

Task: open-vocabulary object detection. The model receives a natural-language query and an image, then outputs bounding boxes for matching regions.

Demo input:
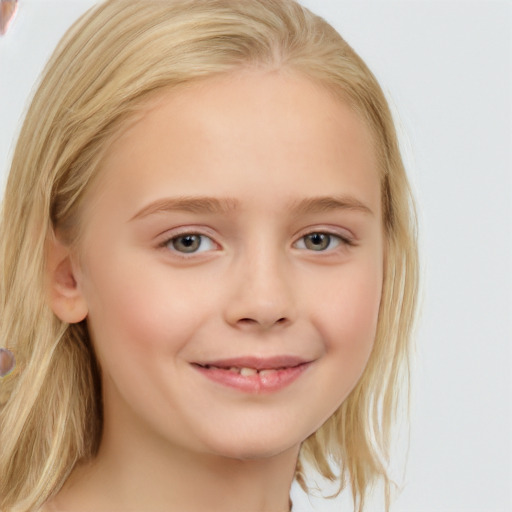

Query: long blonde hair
[0,1,418,510]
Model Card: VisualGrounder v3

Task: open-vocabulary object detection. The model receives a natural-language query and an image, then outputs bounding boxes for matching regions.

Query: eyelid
[155,225,356,258]
[157,227,222,256]
[294,234,337,251]
[293,226,356,247]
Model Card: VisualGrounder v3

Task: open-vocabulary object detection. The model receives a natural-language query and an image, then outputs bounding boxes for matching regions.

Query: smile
[201,365,286,376]
[192,356,312,394]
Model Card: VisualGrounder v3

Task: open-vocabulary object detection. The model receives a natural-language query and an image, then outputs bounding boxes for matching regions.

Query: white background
[1,1,510,511]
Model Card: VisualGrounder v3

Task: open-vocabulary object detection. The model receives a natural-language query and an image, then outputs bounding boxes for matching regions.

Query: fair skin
[45,69,384,512]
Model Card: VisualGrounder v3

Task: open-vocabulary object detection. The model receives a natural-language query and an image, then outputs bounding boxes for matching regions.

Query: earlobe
[45,233,88,324]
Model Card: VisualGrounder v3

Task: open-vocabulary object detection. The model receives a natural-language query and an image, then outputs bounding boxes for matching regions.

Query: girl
[0,1,418,511]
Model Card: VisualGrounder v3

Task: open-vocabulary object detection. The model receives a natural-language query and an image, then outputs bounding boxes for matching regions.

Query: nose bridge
[224,235,295,330]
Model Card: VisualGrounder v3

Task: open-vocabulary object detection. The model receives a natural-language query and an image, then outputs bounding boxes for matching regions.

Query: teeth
[240,367,258,377]
[259,369,277,377]
[203,365,284,376]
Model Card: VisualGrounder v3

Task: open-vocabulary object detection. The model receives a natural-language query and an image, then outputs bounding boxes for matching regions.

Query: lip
[191,355,313,394]
[195,355,309,371]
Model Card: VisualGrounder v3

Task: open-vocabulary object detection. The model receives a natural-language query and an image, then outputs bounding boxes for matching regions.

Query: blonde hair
[0,1,418,511]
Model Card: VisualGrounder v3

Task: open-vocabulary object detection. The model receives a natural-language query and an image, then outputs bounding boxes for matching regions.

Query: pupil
[306,233,329,251]
[173,235,200,252]
[182,236,195,247]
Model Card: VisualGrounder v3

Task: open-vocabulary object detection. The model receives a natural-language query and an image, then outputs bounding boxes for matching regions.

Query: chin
[202,431,302,462]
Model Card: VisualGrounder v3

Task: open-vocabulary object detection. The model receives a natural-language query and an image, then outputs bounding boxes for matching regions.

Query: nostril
[238,318,257,325]
[235,317,288,328]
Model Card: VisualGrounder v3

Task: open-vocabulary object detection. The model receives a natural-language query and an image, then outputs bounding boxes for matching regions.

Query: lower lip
[193,363,311,394]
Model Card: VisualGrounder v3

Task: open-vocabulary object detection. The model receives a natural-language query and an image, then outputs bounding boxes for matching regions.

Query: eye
[165,233,216,254]
[294,232,345,252]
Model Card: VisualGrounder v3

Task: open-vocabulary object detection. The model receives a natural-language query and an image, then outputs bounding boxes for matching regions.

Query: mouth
[198,365,289,377]
[191,356,312,393]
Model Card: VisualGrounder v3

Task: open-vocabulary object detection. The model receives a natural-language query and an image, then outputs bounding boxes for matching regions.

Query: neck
[48,398,298,512]
[53,444,297,512]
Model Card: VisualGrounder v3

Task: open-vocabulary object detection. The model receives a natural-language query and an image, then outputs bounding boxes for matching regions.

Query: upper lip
[193,355,310,370]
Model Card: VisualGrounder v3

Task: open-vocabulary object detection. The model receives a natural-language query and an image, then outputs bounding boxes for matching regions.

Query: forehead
[91,69,381,218]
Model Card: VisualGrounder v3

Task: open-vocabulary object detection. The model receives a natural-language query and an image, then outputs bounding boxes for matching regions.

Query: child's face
[73,70,383,461]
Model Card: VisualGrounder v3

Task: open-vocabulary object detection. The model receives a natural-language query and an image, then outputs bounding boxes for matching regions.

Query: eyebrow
[130,196,239,220]
[130,194,373,221]
[289,195,374,216]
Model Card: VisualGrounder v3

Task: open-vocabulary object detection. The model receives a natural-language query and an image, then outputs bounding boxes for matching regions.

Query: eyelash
[159,233,218,256]
[293,232,354,252]
[159,229,354,257]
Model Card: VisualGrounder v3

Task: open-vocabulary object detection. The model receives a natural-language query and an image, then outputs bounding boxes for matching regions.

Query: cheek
[82,254,223,371]
[82,263,181,362]
[313,259,383,366]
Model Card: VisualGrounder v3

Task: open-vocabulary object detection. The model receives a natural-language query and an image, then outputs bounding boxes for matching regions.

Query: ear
[45,233,88,324]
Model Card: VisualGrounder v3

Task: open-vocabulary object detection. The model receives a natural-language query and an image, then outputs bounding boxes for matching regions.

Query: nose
[223,247,296,331]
